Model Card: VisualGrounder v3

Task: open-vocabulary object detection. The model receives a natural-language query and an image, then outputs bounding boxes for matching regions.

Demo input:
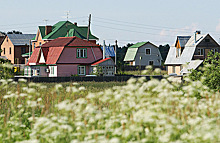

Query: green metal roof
[35,21,98,40]
[22,52,33,57]
[124,42,147,61]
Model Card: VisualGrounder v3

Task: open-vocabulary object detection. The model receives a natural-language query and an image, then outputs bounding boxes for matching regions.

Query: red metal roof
[46,47,64,65]
[27,48,40,65]
[67,36,99,47]
[41,37,74,47]
[91,58,111,66]
[27,36,100,66]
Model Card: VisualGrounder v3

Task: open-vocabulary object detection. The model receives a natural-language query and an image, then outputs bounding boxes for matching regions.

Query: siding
[134,43,162,66]
[57,47,102,64]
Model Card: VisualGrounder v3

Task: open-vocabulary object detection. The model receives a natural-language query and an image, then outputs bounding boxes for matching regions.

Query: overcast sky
[1,0,220,46]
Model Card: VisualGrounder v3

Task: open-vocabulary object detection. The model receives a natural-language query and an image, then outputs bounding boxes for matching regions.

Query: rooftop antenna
[43,19,48,25]
[65,11,70,21]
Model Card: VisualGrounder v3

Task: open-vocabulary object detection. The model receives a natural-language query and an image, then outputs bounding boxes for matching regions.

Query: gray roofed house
[7,34,35,46]
[1,34,35,64]
[165,32,220,75]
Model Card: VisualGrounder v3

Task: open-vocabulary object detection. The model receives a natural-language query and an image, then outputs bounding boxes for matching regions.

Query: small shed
[91,58,115,76]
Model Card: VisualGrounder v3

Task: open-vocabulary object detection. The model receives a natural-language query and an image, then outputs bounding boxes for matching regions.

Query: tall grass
[0,77,219,143]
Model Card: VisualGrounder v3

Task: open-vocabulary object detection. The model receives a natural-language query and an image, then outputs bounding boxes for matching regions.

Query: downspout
[91,47,96,60]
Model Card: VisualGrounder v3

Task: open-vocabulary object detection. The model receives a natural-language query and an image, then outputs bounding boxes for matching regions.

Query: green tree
[0,58,14,79]
[189,51,220,91]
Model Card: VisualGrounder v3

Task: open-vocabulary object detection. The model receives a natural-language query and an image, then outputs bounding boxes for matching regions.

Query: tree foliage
[189,51,220,91]
[0,58,14,79]
[7,30,22,34]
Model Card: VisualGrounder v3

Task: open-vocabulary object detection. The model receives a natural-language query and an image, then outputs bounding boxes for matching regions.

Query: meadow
[0,77,219,143]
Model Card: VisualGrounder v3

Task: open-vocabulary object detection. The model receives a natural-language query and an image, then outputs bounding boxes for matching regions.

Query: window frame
[78,66,86,75]
[211,49,218,55]
[198,48,204,55]
[145,48,151,55]
[149,60,154,65]
[77,48,87,58]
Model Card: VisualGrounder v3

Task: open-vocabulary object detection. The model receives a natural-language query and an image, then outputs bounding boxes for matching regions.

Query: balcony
[193,55,204,60]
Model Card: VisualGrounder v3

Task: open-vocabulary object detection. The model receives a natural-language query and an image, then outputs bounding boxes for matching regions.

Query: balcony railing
[193,55,204,60]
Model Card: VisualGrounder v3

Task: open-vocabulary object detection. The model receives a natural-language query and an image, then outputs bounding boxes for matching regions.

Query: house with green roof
[124,41,162,66]
[31,20,98,52]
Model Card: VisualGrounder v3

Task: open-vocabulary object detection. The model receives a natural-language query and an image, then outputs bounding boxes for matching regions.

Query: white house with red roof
[24,36,115,77]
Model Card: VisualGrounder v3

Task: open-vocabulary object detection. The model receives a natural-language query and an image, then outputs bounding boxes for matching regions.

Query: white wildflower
[18,78,27,83]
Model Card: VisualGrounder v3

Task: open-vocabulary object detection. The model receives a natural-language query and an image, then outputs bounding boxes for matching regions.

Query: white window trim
[198,48,204,55]
[78,66,86,75]
[77,49,87,58]
[145,48,151,55]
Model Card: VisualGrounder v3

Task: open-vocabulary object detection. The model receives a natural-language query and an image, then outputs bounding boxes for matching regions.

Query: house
[31,21,98,52]
[165,31,220,75]
[91,57,115,76]
[124,41,163,66]
[101,46,115,58]
[0,32,5,47]
[25,36,104,77]
[1,34,35,64]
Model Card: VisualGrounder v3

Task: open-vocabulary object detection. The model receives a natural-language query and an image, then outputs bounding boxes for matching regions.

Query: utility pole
[87,14,91,41]
[115,40,117,74]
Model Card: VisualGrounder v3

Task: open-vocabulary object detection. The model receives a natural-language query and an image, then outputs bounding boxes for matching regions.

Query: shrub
[189,51,220,91]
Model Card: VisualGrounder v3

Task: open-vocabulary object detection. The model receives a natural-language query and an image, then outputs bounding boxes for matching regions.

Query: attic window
[145,48,151,55]
[205,39,210,42]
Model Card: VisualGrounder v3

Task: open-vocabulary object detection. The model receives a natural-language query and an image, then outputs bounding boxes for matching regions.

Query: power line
[92,23,176,37]
[93,16,220,36]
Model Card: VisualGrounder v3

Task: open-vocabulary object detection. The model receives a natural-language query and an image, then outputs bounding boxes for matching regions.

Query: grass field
[0,78,219,143]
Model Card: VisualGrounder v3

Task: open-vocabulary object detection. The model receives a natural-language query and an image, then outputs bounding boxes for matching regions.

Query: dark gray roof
[0,32,5,37]
[176,36,191,47]
[7,34,35,46]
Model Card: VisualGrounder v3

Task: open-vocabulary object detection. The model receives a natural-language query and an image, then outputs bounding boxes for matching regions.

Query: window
[198,48,204,55]
[77,48,87,58]
[21,47,26,54]
[145,48,151,55]
[78,66,86,75]
[173,66,176,73]
[32,69,40,76]
[34,43,36,49]
[3,48,5,55]
[149,60,154,65]
[39,42,42,46]
[205,39,210,42]
[177,48,181,57]
[212,49,218,55]
[9,47,11,54]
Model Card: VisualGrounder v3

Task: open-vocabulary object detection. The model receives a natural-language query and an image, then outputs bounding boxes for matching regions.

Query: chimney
[74,22,77,26]
[45,25,52,35]
[103,40,106,59]
[194,30,201,44]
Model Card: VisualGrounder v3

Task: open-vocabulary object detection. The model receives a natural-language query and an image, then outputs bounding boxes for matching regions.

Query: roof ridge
[65,36,76,46]
[44,21,72,39]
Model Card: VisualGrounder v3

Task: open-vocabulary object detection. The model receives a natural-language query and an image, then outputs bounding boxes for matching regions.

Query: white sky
[1,0,220,46]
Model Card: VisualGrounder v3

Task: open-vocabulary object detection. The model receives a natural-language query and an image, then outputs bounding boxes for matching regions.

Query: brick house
[1,34,35,64]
